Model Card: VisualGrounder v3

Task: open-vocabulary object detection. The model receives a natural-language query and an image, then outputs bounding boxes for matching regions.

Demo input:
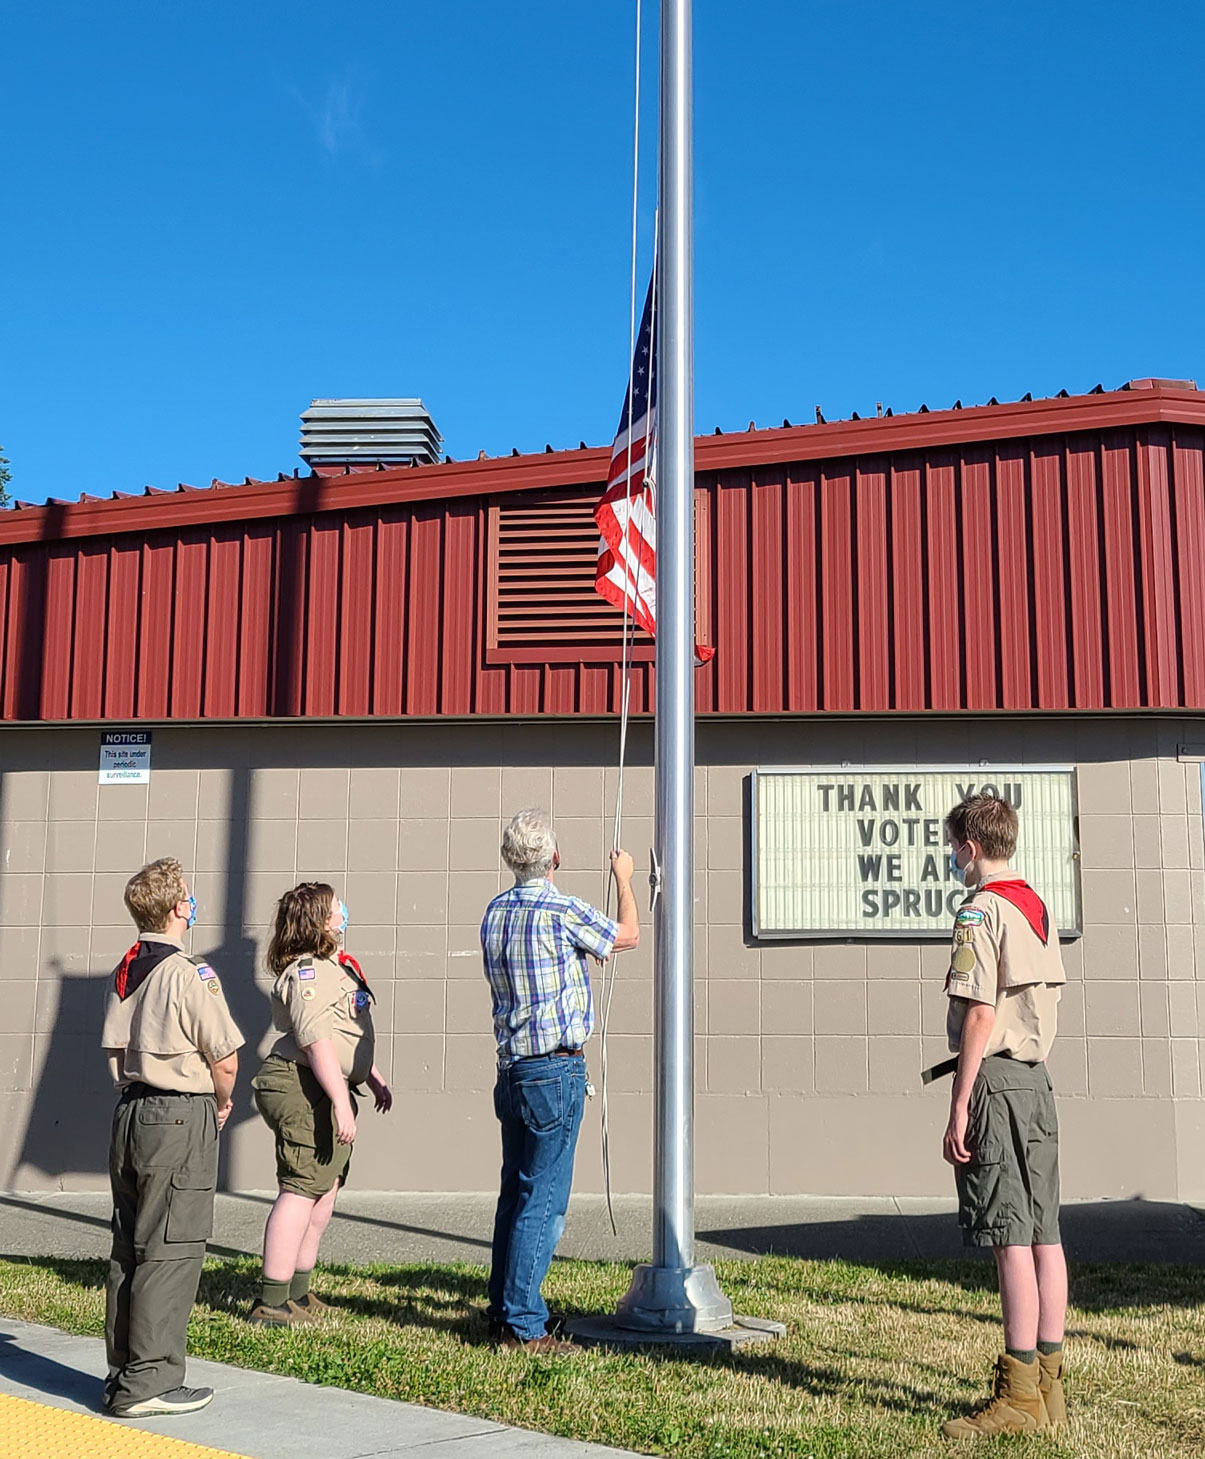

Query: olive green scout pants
[105,1088,218,1406]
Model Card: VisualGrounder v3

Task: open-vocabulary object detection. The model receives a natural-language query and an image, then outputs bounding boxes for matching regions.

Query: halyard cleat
[941,1353,1048,1440]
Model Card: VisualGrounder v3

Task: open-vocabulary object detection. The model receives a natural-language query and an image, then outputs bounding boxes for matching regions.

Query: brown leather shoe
[248,1298,313,1327]
[292,1292,333,1318]
[941,1354,1048,1439]
[499,1330,582,1356]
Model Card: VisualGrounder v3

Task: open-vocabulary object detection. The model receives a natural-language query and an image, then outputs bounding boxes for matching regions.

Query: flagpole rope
[598,0,645,1240]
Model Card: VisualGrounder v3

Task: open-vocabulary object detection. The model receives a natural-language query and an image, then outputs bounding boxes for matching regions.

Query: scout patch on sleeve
[951,944,977,975]
[955,907,985,927]
[953,927,974,946]
[354,989,370,1012]
[207,979,221,994]
[195,962,216,980]
[298,965,316,981]
[948,969,971,982]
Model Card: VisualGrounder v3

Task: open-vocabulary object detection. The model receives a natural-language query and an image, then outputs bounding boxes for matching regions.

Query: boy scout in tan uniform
[250,884,390,1325]
[935,795,1069,1441]
[101,858,242,1418]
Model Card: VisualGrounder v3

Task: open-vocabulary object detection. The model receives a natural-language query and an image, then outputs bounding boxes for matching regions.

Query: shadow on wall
[200,761,263,1190]
[14,760,268,1190]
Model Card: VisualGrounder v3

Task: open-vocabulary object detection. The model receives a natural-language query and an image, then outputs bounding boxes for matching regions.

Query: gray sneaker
[112,1385,214,1417]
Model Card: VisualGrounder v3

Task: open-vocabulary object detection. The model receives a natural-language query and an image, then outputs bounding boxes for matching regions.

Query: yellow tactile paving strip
[0,1391,250,1459]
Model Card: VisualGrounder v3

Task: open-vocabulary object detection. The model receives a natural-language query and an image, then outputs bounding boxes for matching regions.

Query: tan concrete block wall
[2,716,1205,1199]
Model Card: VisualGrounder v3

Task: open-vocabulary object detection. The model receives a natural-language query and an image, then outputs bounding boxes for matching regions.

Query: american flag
[594,277,713,662]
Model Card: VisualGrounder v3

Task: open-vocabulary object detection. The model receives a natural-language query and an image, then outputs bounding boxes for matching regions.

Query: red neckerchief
[977,879,1050,945]
[338,949,374,1000]
[113,940,177,1000]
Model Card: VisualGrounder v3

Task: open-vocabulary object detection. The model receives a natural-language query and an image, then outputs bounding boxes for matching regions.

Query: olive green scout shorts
[252,1054,356,1198]
[955,1054,1061,1248]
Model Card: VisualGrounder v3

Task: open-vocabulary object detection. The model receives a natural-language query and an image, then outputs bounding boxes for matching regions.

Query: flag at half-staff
[594,276,714,664]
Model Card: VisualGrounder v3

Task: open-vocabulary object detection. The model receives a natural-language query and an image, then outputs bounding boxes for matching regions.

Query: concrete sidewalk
[0,1319,641,1459]
[2,1190,1204,1265]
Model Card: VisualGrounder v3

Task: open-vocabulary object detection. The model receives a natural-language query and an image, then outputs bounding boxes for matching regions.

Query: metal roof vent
[299,399,443,468]
[1124,377,1197,392]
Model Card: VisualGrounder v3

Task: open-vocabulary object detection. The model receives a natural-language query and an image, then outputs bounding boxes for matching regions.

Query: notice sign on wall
[752,767,1080,938]
[99,730,152,785]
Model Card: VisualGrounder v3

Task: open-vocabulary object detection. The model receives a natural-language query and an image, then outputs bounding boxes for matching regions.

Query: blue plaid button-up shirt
[481,880,620,1063]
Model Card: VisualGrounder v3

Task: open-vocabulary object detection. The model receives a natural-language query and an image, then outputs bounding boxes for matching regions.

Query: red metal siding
[960,451,997,712]
[751,469,784,714]
[1136,429,1180,708]
[1173,429,1205,705]
[1099,433,1142,707]
[855,462,889,713]
[3,389,1205,722]
[1065,441,1105,709]
[890,459,925,712]
[784,466,819,712]
[994,446,1032,710]
[1030,444,1070,711]
[925,454,960,712]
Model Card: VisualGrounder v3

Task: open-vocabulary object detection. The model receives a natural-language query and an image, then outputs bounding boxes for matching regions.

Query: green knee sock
[1006,1347,1038,1365]
[260,1277,291,1309]
[289,1269,314,1302]
[1037,1340,1063,1356]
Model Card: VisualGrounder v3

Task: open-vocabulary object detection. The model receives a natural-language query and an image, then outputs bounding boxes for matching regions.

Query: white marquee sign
[752,766,1080,938]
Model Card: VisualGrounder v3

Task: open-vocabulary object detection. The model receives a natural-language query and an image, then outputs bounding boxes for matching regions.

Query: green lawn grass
[2,1255,1203,1458]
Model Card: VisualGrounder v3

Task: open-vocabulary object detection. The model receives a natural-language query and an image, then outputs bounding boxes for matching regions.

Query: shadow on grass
[5,1253,1202,1375]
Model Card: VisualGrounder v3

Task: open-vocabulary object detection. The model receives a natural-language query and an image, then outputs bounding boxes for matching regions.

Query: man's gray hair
[501,807,558,882]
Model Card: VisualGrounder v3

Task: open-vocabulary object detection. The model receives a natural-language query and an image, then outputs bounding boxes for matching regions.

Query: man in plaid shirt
[481,808,639,1353]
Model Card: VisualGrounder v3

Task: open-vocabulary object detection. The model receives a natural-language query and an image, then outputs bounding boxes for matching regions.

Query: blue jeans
[488,1053,586,1341]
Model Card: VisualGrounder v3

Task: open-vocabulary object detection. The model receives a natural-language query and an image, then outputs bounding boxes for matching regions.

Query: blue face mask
[336,900,349,934]
[949,848,969,886]
[186,895,197,929]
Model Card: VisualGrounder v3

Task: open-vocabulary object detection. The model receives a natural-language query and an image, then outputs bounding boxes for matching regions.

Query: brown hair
[266,882,338,974]
[124,857,187,933]
[945,794,1018,860]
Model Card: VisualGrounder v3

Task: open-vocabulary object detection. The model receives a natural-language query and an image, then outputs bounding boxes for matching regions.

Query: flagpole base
[612,1262,733,1333]
[566,1275,784,1350]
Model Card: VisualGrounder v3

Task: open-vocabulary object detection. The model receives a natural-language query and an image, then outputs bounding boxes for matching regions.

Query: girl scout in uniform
[249,882,392,1325]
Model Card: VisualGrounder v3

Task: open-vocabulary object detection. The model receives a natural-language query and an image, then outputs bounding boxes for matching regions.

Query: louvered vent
[487,490,648,655]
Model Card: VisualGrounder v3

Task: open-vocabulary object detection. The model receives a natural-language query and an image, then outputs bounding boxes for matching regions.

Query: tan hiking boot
[1038,1350,1067,1431]
[941,1353,1049,1440]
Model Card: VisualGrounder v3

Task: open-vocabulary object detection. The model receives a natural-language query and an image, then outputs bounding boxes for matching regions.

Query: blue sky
[3,1,1204,502]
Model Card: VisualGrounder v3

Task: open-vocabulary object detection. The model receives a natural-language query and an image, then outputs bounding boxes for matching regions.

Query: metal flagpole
[615,0,731,1334]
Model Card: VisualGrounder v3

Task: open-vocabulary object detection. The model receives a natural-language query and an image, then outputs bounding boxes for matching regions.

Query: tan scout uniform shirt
[945,875,1067,1063]
[101,935,244,1093]
[267,954,375,1086]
